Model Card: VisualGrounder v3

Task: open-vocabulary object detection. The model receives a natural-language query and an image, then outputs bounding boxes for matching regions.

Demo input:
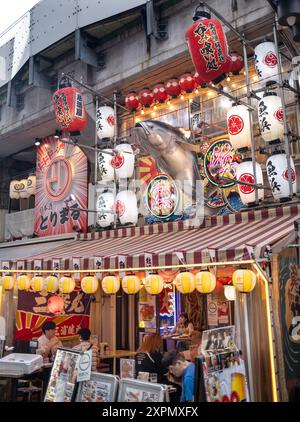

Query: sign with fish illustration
[204,139,242,188]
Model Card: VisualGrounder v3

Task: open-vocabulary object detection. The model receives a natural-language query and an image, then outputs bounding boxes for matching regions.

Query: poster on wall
[15,289,90,341]
[278,248,300,389]
[34,137,88,237]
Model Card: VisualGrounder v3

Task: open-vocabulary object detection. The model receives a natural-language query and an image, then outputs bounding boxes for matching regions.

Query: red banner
[15,289,91,341]
[34,137,88,237]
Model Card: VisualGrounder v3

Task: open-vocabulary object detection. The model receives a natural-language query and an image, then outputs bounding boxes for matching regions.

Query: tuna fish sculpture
[131,120,205,221]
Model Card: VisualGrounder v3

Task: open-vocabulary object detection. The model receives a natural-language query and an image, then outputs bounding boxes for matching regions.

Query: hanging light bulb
[226,76,231,82]
[180,94,185,100]
[154,105,158,110]
[195,89,199,94]
[141,109,145,115]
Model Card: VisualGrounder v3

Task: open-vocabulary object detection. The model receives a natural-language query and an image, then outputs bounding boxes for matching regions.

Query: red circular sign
[263,51,278,68]
[228,115,244,136]
[115,200,125,217]
[274,107,283,122]
[282,168,296,183]
[44,156,72,201]
[239,173,255,194]
[111,153,124,169]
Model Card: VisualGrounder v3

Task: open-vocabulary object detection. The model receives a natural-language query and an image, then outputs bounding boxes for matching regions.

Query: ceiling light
[34,139,40,146]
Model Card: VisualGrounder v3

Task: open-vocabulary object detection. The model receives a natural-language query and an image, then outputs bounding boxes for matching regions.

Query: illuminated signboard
[146,174,179,220]
[34,137,88,237]
[203,139,241,188]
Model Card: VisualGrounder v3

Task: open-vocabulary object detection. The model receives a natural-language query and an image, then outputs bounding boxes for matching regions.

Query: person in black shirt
[135,333,166,383]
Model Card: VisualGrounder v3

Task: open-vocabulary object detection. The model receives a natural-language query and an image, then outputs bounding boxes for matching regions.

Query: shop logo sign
[45,156,72,201]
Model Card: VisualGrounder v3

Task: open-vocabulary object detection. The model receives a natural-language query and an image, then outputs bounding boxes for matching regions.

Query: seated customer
[170,353,195,402]
[72,328,99,371]
[37,321,62,362]
[135,333,165,383]
[171,312,194,337]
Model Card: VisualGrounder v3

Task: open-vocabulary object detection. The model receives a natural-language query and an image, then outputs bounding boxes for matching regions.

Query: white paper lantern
[236,159,264,205]
[26,175,36,196]
[258,93,284,143]
[113,144,135,179]
[116,190,138,225]
[224,285,236,301]
[227,104,251,150]
[96,106,115,139]
[96,191,115,227]
[9,180,20,199]
[98,149,114,181]
[19,179,29,199]
[266,151,297,201]
[254,41,280,85]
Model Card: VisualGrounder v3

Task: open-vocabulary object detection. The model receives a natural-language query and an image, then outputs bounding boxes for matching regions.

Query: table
[98,350,136,374]
[162,336,192,352]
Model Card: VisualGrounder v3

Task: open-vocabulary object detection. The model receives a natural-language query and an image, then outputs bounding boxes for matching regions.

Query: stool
[17,381,43,402]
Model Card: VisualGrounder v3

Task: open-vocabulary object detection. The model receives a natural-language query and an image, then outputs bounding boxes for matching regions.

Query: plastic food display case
[0,353,43,376]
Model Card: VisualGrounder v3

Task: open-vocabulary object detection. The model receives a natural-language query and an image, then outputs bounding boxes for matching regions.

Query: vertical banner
[16,260,25,271]
[72,257,81,281]
[144,252,153,277]
[94,256,103,280]
[52,259,60,272]
[175,251,186,266]
[207,294,218,328]
[33,260,42,271]
[118,255,127,278]
[34,137,88,237]
[1,261,10,275]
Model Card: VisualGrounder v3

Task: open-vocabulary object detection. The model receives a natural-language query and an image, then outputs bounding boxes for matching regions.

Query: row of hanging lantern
[226,95,297,204]
[1,269,256,295]
[124,61,244,113]
[9,175,36,199]
[96,189,138,227]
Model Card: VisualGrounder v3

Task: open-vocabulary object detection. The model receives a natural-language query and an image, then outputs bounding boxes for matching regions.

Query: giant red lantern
[230,52,244,75]
[165,78,181,98]
[47,295,64,315]
[52,79,87,133]
[125,91,140,111]
[179,73,196,93]
[185,10,232,84]
[138,88,154,108]
[153,83,169,103]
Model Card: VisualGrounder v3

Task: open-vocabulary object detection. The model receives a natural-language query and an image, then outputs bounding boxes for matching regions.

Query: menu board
[76,372,119,402]
[44,348,81,402]
[197,326,250,402]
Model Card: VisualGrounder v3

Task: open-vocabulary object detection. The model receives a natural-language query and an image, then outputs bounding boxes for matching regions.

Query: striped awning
[21,204,300,271]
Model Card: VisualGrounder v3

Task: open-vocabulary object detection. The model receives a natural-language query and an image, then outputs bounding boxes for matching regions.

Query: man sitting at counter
[37,321,62,363]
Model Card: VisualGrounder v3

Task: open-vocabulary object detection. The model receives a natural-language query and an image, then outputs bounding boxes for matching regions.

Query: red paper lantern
[230,52,244,75]
[47,295,64,315]
[153,83,169,103]
[185,10,232,84]
[138,88,154,108]
[194,71,206,87]
[179,73,196,93]
[125,91,140,111]
[165,78,181,98]
[52,80,87,133]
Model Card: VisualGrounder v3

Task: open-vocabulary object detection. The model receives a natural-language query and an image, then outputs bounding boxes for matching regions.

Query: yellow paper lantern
[224,285,236,301]
[17,274,31,290]
[59,276,76,294]
[81,276,99,294]
[122,275,141,294]
[195,271,216,294]
[102,276,120,294]
[31,276,45,292]
[2,275,15,290]
[232,269,256,293]
[45,275,59,293]
[175,272,195,294]
[144,274,164,295]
